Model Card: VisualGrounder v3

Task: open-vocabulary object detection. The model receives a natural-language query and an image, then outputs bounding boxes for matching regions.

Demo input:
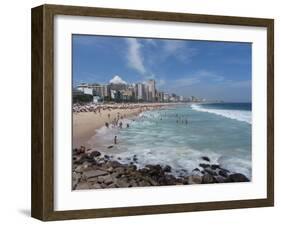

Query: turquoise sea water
[91,103,252,179]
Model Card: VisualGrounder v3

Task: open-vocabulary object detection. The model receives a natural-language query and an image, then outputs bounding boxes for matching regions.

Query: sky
[72,34,252,102]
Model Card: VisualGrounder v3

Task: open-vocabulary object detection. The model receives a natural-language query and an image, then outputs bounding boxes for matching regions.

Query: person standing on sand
[114,136,117,144]
[108,113,110,119]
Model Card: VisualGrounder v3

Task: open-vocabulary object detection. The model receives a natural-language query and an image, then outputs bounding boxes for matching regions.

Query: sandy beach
[73,103,177,148]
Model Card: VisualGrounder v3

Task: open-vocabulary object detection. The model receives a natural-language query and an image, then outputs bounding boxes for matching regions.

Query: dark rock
[202,174,214,184]
[163,165,172,173]
[146,177,158,186]
[128,164,137,171]
[116,179,130,188]
[214,176,225,183]
[73,148,79,154]
[211,164,220,170]
[102,175,114,185]
[85,154,97,164]
[228,173,250,182]
[192,168,200,172]
[115,167,125,175]
[74,153,88,164]
[145,164,164,177]
[138,180,150,187]
[83,170,108,179]
[104,154,110,159]
[218,169,229,178]
[204,167,217,176]
[110,161,123,168]
[164,175,177,185]
[201,156,210,162]
[199,163,210,168]
[107,145,114,149]
[138,167,149,174]
[188,175,203,184]
[90,150,101,157]
[79,146,86,154]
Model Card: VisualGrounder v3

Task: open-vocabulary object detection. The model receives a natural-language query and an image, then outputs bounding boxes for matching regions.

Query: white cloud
[162,40,198,62]
[109,75,127,84]
[163,40,184,53]
[126,38,146,74]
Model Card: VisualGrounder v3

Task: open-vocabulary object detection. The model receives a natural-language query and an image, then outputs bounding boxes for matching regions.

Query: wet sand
[73,103,178,148]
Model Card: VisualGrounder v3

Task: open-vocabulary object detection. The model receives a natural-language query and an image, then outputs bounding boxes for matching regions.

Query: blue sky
[73,35,252,102]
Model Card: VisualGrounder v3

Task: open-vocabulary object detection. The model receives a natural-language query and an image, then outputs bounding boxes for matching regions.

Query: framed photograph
[31,4,274,221]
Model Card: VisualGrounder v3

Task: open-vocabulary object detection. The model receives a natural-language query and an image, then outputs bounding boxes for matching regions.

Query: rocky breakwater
[73,147,250,190]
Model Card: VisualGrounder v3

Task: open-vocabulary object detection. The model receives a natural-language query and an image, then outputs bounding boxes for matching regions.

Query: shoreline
[73,102,185,148]
[72,102,251,190]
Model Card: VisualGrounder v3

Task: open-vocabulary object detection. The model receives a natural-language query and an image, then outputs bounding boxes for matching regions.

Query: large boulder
[163,165,172,173]
[188,175,203,184]
[228,173,250,182]
[218,169,229,178]
[199,163,210,169]
[204,167,217,176]
[201,156,210,162]
[83,170,108,179]
[90,150,101,157]
[202,174,214,184]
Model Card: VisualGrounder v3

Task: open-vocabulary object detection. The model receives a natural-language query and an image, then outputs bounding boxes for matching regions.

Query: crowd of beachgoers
[73,102,175,114]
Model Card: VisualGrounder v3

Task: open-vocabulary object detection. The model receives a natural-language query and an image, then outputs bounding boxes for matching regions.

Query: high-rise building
[77,83,92,95]
[136,83,145,101]
[91,84,109,97]
[158,92,164,102]
[147,79,156,101]
[77,83,109,98]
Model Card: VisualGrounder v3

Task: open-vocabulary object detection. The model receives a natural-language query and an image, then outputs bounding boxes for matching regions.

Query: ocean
[91,103,252,179]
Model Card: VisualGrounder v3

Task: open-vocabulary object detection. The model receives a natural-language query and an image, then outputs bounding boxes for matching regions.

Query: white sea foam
[191,104,252,124]
[88,105,252,179]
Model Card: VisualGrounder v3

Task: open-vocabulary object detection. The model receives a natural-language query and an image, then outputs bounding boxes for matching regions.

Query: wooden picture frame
[31,4,274,221]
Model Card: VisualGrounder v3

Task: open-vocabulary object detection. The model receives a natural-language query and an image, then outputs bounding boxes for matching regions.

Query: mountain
[109,75,127,84]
